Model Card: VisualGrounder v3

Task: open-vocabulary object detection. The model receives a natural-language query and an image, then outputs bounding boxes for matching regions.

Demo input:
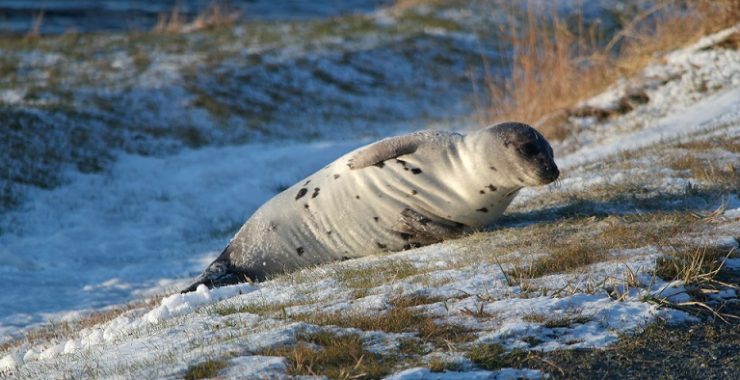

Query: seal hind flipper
[181,246,255,293]
[347,131,438,169]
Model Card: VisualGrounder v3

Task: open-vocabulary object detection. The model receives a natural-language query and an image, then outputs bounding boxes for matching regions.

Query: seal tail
[181,246,253,293]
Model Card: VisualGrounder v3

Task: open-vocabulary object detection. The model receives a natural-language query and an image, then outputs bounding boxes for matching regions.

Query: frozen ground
[0,23,738,380]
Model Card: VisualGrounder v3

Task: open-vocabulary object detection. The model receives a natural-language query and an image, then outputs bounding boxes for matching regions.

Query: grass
[428,356,462,372]
[534,320,740,379]
[500,211,702,281]
[655,244,737,285]
[0,295,166,355]
[332,260,420,294]
[522,313,592,329]
[667,154,739,190]
[293,306,473,350]
[260,331,397,380]
[466,344,534,371]
[183,358,228,380]
[478,0,738,141]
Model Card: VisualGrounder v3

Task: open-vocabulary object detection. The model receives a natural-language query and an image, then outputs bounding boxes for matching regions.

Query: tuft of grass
[479,0,737,141]
[467,343,507,370]
[294,307,472,349]
[183,358,228,380]
[398,338,428,356]
[428,356,462,372]
[522,313,592,329]
[212,302,288,317]
[655,245,736,285]
[153,2,240,34]
[333,260,420,291]
[543,316,592,329]
[260,331,396,379]
[388,294,446,308]
[667,154,739,189]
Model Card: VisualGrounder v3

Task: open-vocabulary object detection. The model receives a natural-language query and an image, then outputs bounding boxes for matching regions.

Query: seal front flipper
[181,245,255,293]
[348,131,439,169]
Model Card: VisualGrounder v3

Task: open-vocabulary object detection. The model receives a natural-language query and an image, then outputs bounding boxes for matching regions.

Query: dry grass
[153,2,240,34]
[479,0,738,140]
[428,356,461,372]
[0,295,165,355]
[655,245,736,286]
[675,138,740,153]
[649,244,738,322]
[501,211,705,282]
[183,358,228,380]
[388,293,446,308]
[293,307,472,350]
[667,154,739,189]
[260,331,397,379]
[333,260,420,292]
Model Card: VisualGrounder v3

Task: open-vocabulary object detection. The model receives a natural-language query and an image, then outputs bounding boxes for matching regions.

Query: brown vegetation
[153,2,240,33]
[479,0,739,140]
[260,331,397,379]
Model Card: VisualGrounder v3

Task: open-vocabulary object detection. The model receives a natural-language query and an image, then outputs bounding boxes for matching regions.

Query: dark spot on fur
[327,230,332,235]
[411,189,418,195]
[333,174,340,179]
[479,190,485,194]
[517,177,524,182]
[304,180,311,186]
[341,256,351,261]
[355,195,360,199]
[376,242,387,249]
[490,165,498,171]
[476,207,489,213]
[403,242,422,250]
[304,204,309,209]
[504,140,512,148]
[399,232,413,240]
[487,184,497,191]
[296,247,304,256]
[311,187,320,198]
[373,217,379,222]
[395,159,407,165]
[374,162,385,168]
[295,188,308,200]
[411,168,422,174]
[268,222,278,231]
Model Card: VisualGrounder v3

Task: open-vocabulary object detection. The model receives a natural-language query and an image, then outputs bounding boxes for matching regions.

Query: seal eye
[520,142,539,156]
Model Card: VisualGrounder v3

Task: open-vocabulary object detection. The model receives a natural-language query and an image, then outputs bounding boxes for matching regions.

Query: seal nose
[540,163,559,183]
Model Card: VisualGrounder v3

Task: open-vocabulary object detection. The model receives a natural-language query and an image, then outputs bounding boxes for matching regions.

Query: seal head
[467,122,559,187]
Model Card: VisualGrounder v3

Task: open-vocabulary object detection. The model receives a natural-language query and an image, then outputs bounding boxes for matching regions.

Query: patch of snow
[386,367,541,380]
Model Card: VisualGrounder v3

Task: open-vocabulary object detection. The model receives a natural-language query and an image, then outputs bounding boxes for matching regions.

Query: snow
[0,25,738,380]
[143,284,254,324]
[386,367,541,380]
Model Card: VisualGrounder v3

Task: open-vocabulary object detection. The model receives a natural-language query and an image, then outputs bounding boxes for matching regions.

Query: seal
[183,122,559,292]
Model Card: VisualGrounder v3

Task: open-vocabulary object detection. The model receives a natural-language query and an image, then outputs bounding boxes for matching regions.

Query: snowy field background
[0,20,737,379]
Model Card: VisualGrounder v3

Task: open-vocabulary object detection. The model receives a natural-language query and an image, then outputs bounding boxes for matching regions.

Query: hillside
[1,22,738,380]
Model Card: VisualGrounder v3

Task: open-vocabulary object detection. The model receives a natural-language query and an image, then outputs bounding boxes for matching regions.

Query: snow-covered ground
[0,25,738,380]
